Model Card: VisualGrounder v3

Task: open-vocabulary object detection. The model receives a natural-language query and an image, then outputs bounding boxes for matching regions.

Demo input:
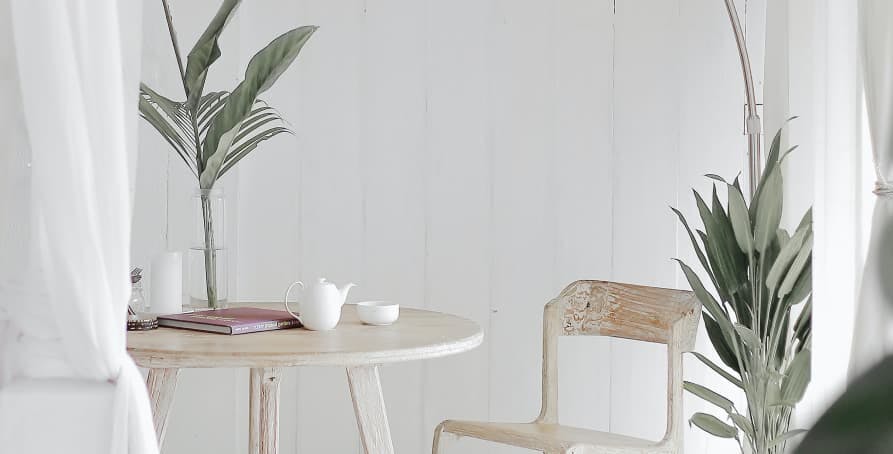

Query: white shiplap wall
[134,1,755,453]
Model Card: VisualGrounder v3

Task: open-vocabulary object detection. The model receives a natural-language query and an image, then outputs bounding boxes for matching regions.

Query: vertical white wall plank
[552,0,614,432]
[233,2,308,452]
[423,0,491,452]
[134,0,173,295]
[359,0,428,452]
[610,0,680,442]
[487,2,557,450]
[295,0,365,452]
[676,2,749,453]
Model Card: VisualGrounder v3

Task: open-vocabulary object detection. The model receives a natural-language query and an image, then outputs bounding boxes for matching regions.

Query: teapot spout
[339,282,356,305]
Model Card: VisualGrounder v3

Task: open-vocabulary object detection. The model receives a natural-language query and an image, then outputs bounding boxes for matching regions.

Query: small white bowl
[356,301,400,326]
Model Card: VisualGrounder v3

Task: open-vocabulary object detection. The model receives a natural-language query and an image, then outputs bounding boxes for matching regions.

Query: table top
[127,304,483,368]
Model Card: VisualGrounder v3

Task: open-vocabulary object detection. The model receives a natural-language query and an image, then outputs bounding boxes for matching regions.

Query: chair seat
[440,419,669,453]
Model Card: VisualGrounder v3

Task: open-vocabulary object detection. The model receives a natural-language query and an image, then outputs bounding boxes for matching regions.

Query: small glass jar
[129,272,147,313]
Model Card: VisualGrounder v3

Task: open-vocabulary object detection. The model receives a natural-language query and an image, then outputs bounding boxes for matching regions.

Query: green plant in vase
[673,124,812,454]
[139,0,316,308]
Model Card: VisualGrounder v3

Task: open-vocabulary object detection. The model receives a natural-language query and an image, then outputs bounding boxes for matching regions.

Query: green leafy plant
[674,124,812,454]
[139,0,316,308]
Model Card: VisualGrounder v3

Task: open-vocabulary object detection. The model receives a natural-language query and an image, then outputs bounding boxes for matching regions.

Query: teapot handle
[283,281,304,321]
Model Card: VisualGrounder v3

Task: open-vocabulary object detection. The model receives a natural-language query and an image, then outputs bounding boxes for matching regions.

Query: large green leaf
[794,356,893,454]
[786,259,813,310]
[694,192,733,304]
[690,413,738,439]
[753,167,783,254]
[675,259,727,324]
[729,413,754,439]
[684,381,735,413]
[793,298,812,351]
[201,25,317,188]
[671,207,719,295]
[766,226,809,297]
[778,232,812,301]
[751,120,795,217]
[708,185,749,308]
[703,314,741,374]
[184,0,241,109]
[727,183,753,256]
[200,124,240,189]
[734,323,760,349]
[690,351,742,388]
[780,348,811,405]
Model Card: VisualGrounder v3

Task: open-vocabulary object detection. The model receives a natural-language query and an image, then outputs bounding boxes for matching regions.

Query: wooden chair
[432,280,700,454]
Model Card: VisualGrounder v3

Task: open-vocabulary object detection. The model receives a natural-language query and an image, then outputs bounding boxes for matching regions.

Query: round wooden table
[127,304,483,454]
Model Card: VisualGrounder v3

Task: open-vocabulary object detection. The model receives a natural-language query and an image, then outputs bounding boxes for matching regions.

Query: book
[157,307,302,335]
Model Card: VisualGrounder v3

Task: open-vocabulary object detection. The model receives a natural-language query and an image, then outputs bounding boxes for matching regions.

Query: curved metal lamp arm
[723,0,763,198]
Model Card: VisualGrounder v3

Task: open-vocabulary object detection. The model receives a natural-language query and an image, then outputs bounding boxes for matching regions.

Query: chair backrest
[536,280,700,448]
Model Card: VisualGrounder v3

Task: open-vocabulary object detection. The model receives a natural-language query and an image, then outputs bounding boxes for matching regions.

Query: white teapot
[284,278,355,331]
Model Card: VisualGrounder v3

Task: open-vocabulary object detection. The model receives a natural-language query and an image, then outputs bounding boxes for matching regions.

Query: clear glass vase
[188,188,228,310]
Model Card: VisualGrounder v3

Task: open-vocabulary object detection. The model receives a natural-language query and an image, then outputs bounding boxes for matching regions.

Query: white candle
[150,251,182,314]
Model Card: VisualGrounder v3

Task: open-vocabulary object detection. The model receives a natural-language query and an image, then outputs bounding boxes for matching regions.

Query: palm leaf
[201,25,317,188]
[219,126,293,177]
[198,91,230,138]
[138,96,197,176]
[232,105,283,143]
[140,83,192,135]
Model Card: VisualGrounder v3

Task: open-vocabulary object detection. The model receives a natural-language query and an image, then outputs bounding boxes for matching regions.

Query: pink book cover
[157,307,302,335]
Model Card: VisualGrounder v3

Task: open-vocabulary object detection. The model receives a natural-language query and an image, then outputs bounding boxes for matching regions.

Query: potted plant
[674,125,812,453]
[138,0,316,308]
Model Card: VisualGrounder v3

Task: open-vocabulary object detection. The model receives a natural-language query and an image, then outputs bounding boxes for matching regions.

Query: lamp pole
[723,0,762,198]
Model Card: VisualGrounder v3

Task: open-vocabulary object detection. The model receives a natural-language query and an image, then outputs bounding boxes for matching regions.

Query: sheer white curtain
[763,0,870,424]
[2,0,157,453]
[850,0,893,379]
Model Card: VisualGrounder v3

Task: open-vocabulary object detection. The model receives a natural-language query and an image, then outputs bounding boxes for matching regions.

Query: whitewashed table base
[347,365,394,454]
[147,365,395,454]
[249,367,282,454]
[146,368,179,450]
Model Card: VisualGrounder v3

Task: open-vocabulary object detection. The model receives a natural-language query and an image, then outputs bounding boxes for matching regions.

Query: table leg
[249,367,282,454]
[146,368,180,449]
[346,365,395,454]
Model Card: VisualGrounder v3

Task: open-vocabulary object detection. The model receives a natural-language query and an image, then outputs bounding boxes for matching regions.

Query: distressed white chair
[432,280,700,454]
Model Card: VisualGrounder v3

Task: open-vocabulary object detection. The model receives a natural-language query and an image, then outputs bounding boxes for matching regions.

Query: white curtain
[763,0,870,424]
[4,1,157,453]
[850,0,893,379]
